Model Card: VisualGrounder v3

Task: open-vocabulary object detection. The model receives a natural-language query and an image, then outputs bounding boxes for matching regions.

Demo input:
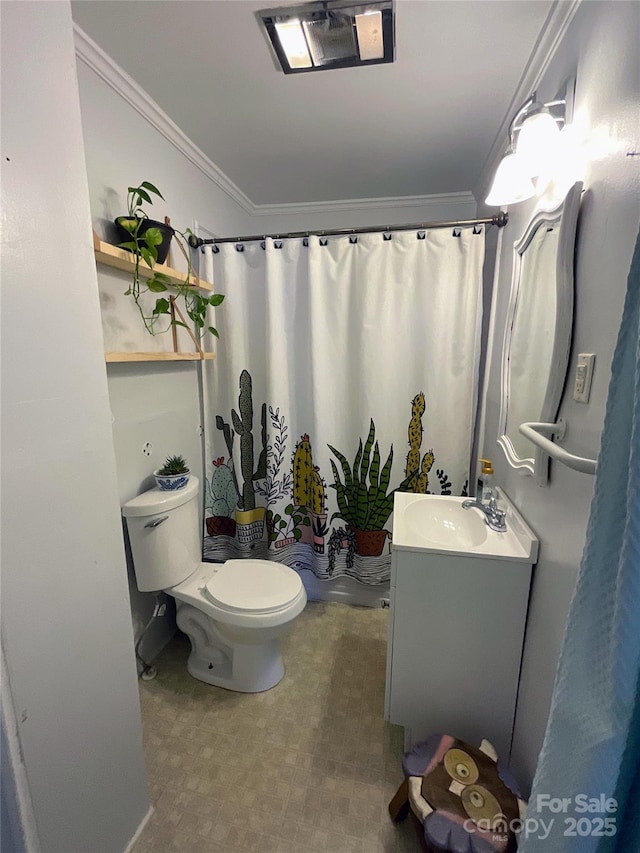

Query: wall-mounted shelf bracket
[519,420,597,475]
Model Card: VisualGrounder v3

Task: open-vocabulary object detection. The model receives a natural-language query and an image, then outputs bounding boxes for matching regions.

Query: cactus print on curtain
[200,229,484,597]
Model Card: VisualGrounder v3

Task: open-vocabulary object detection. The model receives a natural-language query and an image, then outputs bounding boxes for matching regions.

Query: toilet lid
[203,560,302,613]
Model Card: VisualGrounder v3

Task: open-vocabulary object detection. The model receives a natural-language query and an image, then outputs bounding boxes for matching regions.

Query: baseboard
[123,806,153,853]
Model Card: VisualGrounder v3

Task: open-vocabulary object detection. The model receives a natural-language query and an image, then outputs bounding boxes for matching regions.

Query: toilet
[122,476,306,692]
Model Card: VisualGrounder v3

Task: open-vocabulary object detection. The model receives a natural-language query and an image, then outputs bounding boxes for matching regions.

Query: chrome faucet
[462,495,507,532]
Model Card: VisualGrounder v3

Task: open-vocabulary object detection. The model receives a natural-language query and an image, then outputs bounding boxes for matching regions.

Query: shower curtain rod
[187,211,508,248]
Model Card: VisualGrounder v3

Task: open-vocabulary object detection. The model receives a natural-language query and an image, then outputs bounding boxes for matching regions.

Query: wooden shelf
[94,231,218,364]
[106,352,216,363]
[93,233,213,291]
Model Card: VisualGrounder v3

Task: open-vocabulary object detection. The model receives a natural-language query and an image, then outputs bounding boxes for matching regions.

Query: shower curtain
[520,229,640,852]
[200,228,485,593]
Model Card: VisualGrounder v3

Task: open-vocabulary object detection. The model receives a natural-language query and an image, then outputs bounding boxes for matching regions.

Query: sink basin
[404,497,488,549]
[392,490,538,563]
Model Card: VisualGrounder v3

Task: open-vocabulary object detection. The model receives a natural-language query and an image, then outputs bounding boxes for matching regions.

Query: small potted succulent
[154,454,190,491]
[116,180,224,337]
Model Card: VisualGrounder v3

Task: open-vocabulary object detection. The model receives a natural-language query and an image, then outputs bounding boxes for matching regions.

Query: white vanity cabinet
[384,491,538,758]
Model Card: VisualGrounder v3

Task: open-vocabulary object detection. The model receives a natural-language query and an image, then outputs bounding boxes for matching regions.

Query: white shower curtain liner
[200,228,485,600]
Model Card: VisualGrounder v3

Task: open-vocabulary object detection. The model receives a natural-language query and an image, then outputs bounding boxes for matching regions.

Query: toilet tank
[122,476,201,592]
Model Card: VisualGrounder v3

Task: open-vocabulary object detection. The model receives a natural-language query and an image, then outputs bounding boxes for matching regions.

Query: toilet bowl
[122,477,306,692]
[171,559,306,691]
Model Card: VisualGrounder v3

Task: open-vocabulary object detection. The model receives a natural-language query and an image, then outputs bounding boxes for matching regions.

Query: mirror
[498,181,582,484]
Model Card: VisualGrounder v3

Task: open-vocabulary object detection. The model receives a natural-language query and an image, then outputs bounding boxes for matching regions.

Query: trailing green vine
[117,181,224,337]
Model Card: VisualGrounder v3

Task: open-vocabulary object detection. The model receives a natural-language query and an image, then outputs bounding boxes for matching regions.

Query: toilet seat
[204,560,302,614]
[169,558,306,629]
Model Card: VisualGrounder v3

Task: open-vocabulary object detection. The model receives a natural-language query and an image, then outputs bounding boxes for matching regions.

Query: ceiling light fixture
[486,78,575,207]
[258,0,395,74]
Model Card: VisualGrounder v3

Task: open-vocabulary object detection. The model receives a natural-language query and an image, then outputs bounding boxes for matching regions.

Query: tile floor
[133,601,420,852]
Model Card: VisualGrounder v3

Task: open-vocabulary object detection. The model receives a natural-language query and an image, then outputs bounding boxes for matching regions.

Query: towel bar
[519,420,597,475]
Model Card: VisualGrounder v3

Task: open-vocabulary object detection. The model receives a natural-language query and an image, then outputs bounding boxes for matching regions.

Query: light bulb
[275,20,312,69]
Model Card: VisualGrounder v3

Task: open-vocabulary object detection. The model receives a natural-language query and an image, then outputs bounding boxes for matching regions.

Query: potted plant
[327,526,357,575]
[311,512,329,554]
[266,504,308,549]
[205,457,238,537]
[327,420,398,557]
[290,434,322,545]
[116,181,224,337]
[308,466,328,553]
[154,454,190,491]
[229,370,267,544]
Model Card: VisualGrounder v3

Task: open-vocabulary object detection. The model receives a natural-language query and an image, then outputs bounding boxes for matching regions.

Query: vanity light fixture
[486,78,575,207]
[258,0,395,74]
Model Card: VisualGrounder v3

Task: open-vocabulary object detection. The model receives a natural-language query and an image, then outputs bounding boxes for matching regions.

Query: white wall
[76,54,256,661]
[478,0,640,791]
[247,193,478,235]
[107,362,205,658]
[0,2,149,850]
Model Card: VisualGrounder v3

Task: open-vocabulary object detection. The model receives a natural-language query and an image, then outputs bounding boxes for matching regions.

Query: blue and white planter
[153,469,190,491]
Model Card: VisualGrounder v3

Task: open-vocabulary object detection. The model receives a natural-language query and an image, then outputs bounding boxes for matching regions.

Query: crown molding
[251,191,476,218]
[74,25,475,221]
[474,0,583,203]
[73,24,255,214]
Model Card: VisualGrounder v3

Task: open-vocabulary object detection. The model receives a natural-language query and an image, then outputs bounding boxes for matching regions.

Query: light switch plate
[573,353,595,403]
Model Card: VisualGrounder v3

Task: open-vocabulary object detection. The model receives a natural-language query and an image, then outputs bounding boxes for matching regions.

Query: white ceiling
[71,0,556,206]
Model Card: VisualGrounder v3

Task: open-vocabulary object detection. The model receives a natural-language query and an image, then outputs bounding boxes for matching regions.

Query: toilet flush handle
[144,515,169,529]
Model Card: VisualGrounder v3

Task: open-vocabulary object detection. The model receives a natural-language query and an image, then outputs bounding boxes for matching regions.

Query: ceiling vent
[258,1,395,74]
